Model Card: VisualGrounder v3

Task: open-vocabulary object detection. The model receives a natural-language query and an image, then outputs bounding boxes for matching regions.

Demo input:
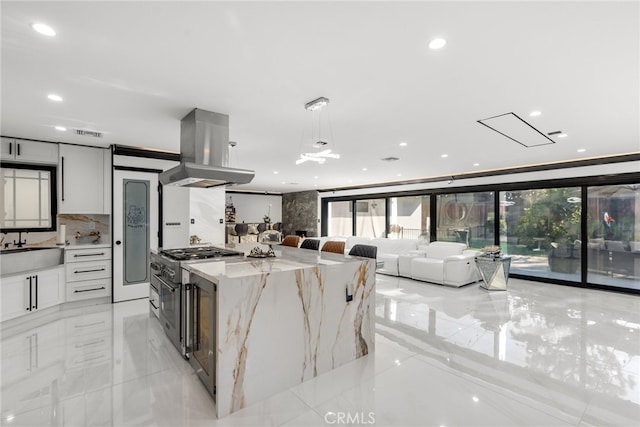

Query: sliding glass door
[500,187,581,282]
[587,184,639,290]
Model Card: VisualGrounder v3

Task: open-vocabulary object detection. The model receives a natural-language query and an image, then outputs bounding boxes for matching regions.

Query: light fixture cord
[327,104,336,152]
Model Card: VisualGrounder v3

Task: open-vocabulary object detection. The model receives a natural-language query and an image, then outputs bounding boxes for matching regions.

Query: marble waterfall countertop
[185,243,376,418]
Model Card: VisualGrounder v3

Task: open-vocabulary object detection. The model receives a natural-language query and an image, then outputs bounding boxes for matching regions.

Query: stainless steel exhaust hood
[159,108,255,188]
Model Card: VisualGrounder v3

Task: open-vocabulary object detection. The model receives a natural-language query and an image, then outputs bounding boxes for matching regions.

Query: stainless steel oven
[150,246,243,359]
[149,258,162,318]
[156,273,182,351]
[188,271,217,399]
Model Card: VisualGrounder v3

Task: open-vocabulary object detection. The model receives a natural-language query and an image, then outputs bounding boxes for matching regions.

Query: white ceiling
[2,1,638,193]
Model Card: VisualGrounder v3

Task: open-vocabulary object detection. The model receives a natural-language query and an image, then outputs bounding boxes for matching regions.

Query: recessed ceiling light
[441,154,448,158]
[397,173,402,177]
[362,167,368,171]
[313,176,319,179]
[529,110,542,117]
[557,133,568,138]
[399,142,408,147]
[47,93,63,102]
[473,163,480,167]
[577,148,586,153]
[55,126,66,131]
[273,171,279,174]
[32,23,56,37]
[429,38,446,50]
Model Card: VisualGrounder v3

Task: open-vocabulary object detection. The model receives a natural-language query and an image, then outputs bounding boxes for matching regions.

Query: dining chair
[234,223,249,243]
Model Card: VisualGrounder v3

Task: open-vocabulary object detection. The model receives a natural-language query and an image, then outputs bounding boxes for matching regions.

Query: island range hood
[159,108,255,188]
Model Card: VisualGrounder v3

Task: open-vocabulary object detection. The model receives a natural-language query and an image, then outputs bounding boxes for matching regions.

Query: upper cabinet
[59,144,110,214]
[0,137,58,165]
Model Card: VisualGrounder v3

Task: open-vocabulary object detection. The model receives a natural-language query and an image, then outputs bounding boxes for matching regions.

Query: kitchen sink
[0,247,64,276]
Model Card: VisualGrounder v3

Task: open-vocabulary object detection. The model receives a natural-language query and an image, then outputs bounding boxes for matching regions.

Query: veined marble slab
[187,248,375,418]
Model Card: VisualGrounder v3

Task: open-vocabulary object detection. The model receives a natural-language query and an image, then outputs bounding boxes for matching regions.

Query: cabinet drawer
[66,260,110,282]
[66,278,111,301]
[65,248,111,263]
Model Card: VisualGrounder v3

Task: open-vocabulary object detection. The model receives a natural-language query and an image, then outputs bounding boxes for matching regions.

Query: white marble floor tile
[373,356,574,427]
[2,275,639,426]
[280,409,326,427]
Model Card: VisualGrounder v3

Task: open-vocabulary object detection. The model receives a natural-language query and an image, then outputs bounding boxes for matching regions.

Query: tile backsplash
[1,214,110,248]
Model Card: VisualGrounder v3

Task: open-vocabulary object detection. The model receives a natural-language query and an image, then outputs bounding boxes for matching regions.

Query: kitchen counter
[185,244,375,418]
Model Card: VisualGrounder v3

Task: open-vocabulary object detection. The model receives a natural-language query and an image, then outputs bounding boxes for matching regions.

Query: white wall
[162,186,190,249]
[190,187,226,245]
[227,193,282,224]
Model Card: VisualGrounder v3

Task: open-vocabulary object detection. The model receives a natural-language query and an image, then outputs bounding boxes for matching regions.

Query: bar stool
[321,241,345,254]
[281,235,300,247]
[300,238,320,251]
[348,244,377,259]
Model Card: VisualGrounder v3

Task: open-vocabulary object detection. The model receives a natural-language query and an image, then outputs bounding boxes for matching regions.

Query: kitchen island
[185,244,375,418]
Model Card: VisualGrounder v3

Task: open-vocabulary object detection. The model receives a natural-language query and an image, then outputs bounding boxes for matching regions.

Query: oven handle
[160,279,179,293]
[185,283,192,354]
[153,274,179,292]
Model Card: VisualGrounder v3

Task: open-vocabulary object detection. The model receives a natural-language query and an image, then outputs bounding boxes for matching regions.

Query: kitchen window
[0,163,57,231]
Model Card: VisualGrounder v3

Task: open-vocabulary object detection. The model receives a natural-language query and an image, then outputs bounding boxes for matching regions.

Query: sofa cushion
[411,258,444,284]
[377,253,400,276]
[423,241,466,260]
[345,236,372,251]
[370,238,419,254]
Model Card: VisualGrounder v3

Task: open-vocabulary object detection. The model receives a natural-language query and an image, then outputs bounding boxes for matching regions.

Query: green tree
[514,188,581,248]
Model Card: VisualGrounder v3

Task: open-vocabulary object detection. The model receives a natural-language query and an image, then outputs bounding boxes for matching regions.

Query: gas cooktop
[160,246,244,261]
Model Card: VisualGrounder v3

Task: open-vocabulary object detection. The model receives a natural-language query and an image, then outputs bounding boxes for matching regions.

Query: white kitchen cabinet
[65,247,112,301]
[0,266,64,322]
[58,144,108,214]
[0,137,58,164]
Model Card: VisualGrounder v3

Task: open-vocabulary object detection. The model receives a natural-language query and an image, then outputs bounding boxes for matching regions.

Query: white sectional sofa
[369,238,420,276]
[400,241,480,287]
[315,235,480,288]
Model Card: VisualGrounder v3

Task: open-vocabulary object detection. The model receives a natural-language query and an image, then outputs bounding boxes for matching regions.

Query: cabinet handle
[61,156,65,201]
[73,252,105,258]
[74,321,105,328]
[17,143,21,156]
[26,276,32,311]
[33,275,38,310]
[74,268,106,274]
[149,300,159,310]
[74,286,106,293]
[9,142,12,156]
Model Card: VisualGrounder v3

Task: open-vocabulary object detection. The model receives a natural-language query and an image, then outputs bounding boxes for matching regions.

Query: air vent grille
[74,129,103,138]
[381,156,400,162]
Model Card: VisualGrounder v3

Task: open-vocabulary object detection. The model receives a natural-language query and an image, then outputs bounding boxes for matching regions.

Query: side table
[475,255,511,291]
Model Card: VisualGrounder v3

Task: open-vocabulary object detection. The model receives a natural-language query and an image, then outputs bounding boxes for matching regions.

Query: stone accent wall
[282,191,318,237]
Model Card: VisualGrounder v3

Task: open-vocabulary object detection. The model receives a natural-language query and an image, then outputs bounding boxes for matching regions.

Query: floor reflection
[375,275,640,425]
[1,276,639,426]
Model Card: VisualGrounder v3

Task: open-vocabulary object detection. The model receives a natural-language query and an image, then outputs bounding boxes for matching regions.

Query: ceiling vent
[73,129,103,138]
[381,156,400,162]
